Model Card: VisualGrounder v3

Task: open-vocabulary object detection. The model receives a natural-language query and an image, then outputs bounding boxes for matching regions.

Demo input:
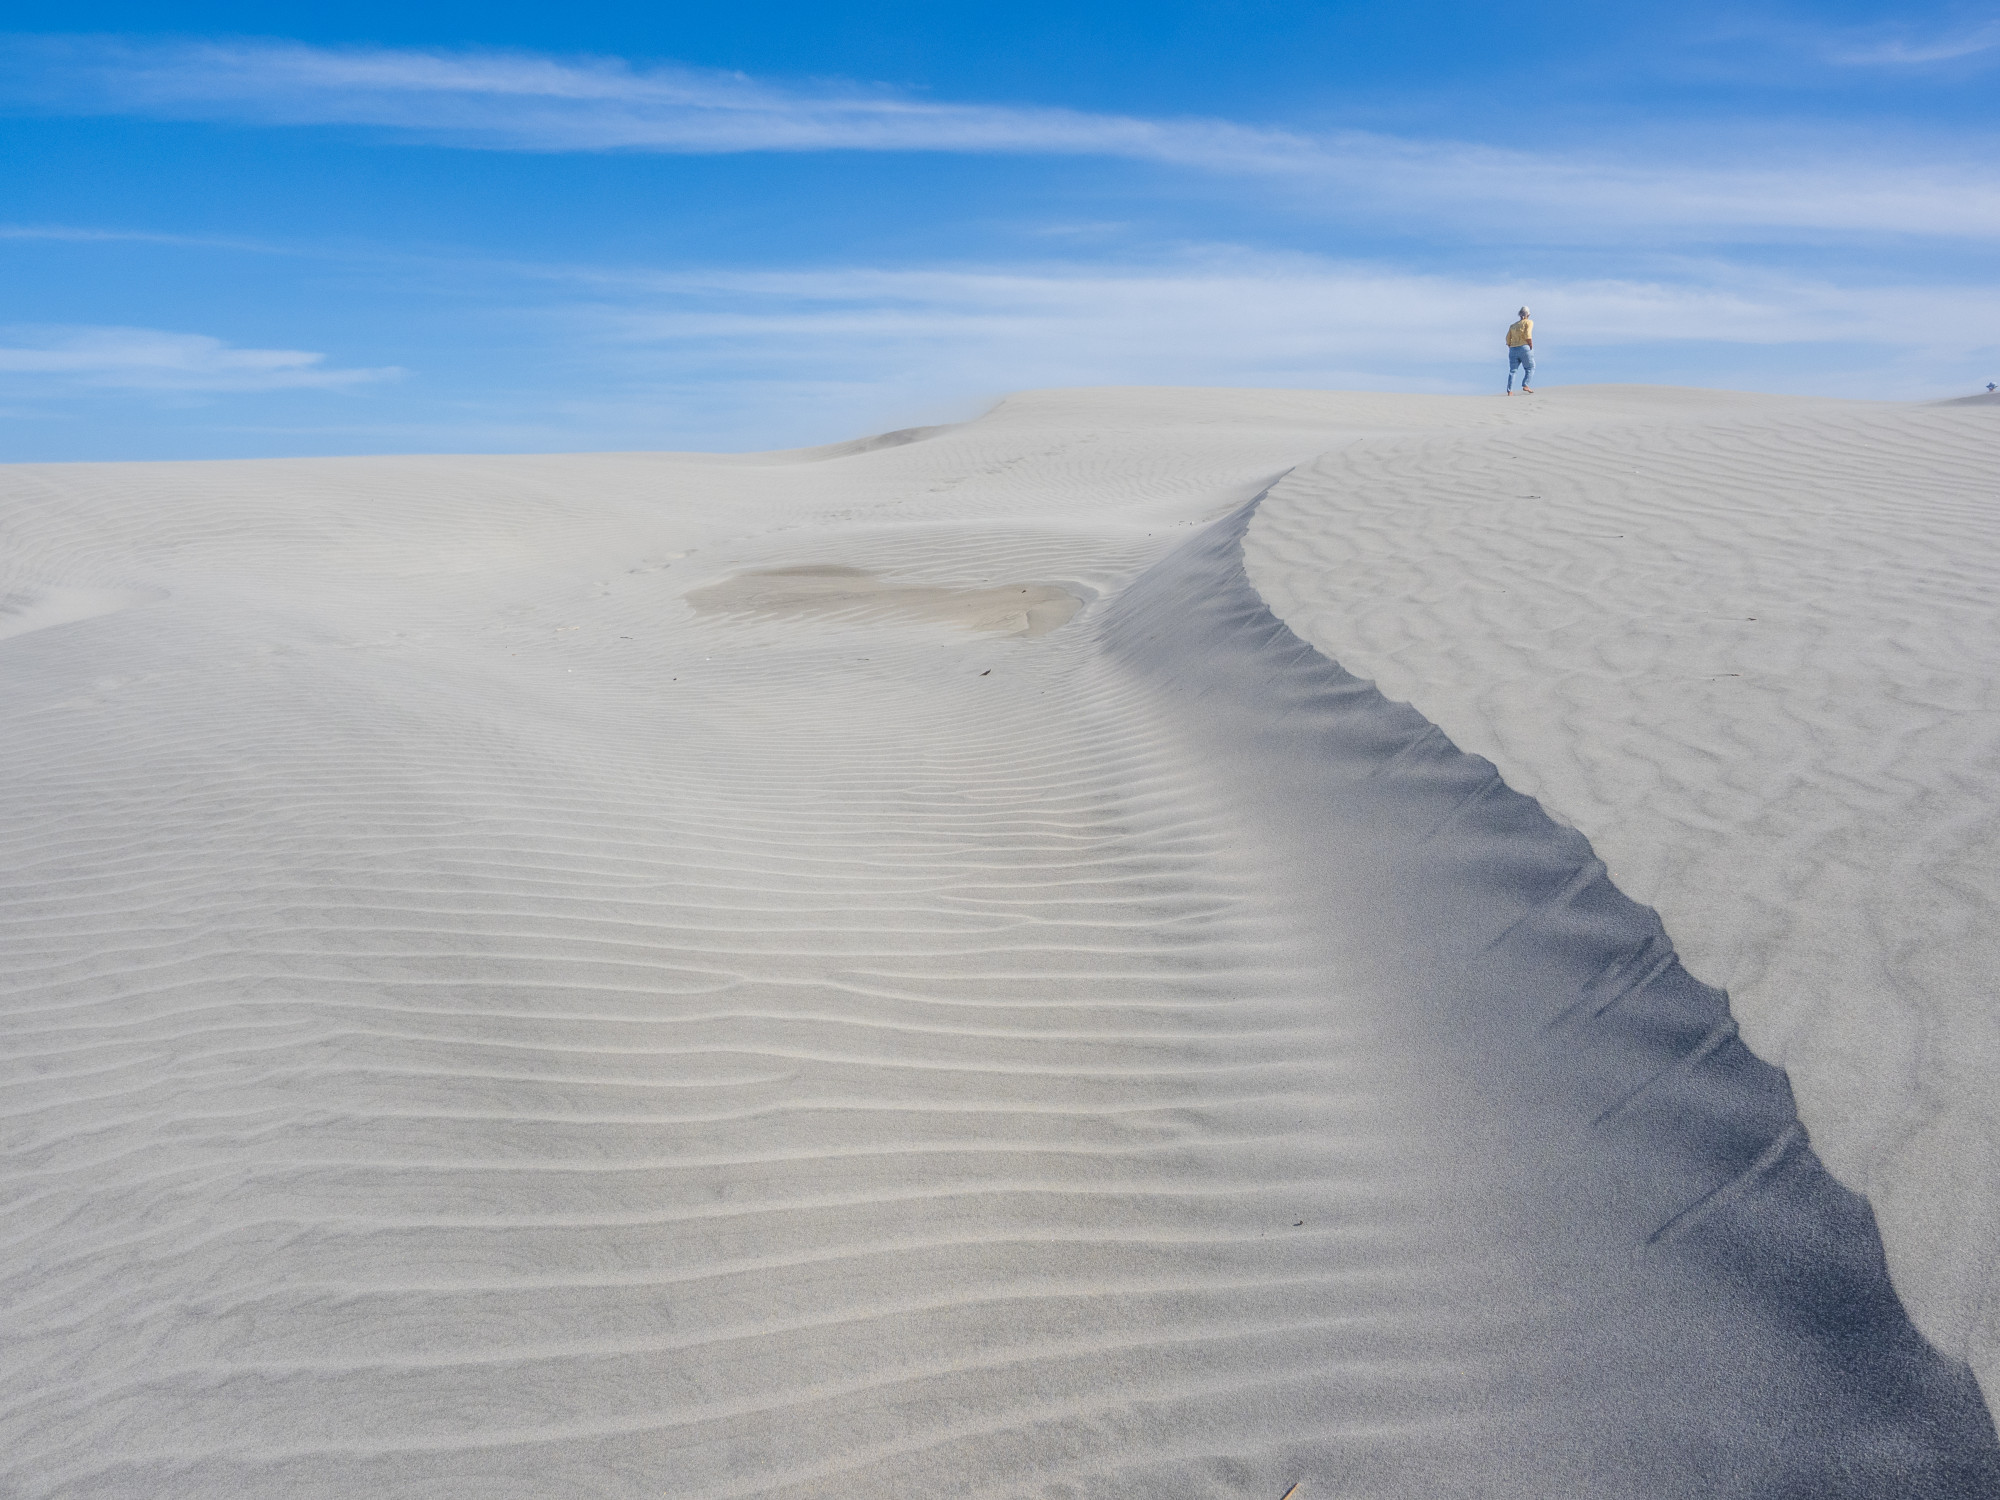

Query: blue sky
[3,2,1998,459]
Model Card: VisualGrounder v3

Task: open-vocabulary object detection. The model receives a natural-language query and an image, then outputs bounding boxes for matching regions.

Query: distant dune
[2,387,1996,1496]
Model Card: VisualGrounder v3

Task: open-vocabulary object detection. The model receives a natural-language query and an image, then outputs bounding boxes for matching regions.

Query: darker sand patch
[686,565,1081,637]
[0,585,165,644]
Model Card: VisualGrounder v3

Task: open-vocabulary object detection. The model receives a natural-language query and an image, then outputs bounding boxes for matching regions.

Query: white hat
[1518,306,1531,316]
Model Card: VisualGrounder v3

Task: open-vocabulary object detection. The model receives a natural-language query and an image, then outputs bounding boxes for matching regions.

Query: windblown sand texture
[1244,387,2000,1408]
[2,388,1996,1497]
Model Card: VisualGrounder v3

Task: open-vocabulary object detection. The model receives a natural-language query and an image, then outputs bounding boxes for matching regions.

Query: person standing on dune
[1506,307,1535,394]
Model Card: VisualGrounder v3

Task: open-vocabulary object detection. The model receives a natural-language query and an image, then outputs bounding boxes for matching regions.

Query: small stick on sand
[1279,1485,1302,1499]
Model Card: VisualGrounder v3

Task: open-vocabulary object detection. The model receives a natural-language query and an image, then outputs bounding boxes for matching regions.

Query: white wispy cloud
[545,253,2000,429]
[0,326,401,392]
[0,222,276,251]
[4,252,1990,456]
[1823,20,2000,66]
[4,35,1999,240]
[0,35,1305,159]
[582,256,2000,353]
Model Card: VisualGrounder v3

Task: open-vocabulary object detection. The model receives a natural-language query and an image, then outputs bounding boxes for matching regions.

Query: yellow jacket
[1507,318,1533,347]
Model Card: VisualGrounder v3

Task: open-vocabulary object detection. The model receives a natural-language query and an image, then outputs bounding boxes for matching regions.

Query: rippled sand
[2,387,1995,1496]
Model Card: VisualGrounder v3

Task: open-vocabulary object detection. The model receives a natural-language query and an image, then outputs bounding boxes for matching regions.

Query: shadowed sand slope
[1107,496,1998,1495]
[1,388,1994,1497]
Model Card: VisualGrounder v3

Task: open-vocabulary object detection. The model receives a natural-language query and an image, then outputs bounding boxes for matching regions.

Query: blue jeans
[1509,345,1535,390]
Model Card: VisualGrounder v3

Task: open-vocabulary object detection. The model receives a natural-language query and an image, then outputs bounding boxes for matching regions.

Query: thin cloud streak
[1823,21,2000,66]
[558,255,2000,401]
[0,35,1313,158]
[0,222,286,254]
[3,253,1990,456]
[0,325,401,392]
[5,36,2000,239]
[436,255,1993,451]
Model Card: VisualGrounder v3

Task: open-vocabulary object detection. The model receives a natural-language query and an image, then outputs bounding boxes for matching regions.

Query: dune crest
[1243,386,2000,1405]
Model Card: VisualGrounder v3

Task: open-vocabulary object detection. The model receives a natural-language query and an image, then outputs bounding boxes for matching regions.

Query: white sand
[1245,385,2000,1404]
[2,387,1995,1496]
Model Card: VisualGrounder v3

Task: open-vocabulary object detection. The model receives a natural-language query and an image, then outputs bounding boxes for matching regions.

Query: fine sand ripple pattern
[1244,388,2000,1409]
[2,389,1996,1497]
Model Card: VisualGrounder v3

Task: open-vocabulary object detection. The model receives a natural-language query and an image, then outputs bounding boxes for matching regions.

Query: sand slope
[2,387,1995,1495]
[1245,386,2000,1407]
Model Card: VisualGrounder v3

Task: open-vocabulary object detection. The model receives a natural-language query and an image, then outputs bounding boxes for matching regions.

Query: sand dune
[1245,385,2000,1410]
[2,388,1996,1496]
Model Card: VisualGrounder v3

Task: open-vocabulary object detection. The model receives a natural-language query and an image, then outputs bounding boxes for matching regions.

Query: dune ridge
[1242,387,2000,1405]
[2,387,1994,1495]
[1105,492,1997,1490]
